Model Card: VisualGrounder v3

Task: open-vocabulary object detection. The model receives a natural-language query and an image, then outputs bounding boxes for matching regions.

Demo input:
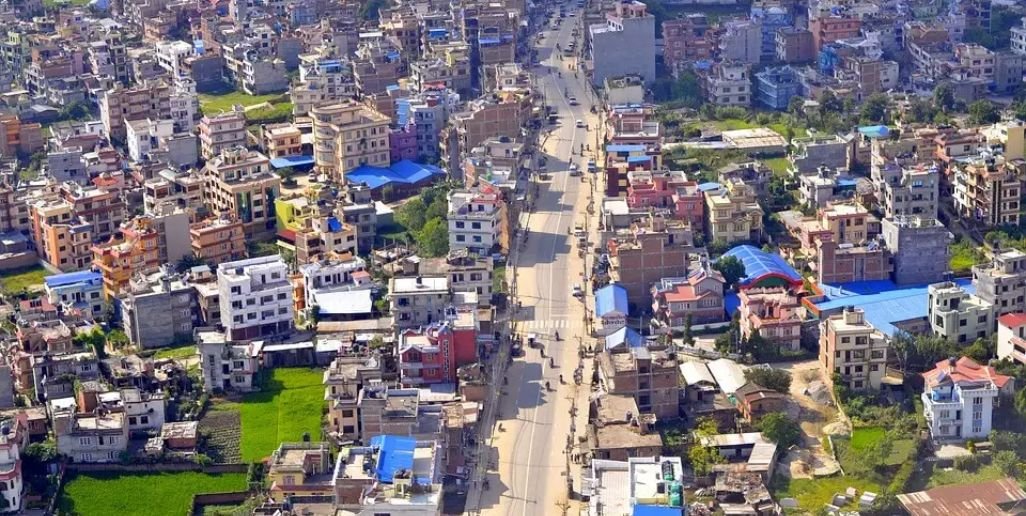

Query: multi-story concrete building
[704,177,762,245]
[42,271,105,318]
[198,108,247,160]
[310,101,391,183]
[997,313,1026,365]
[52,399,128,463]
[28,199,94,271]
[921,357,1012,441]
[203,147,281,240]
[447,188,507,256]
[738,287,802,352]
[718,18,762,65]
[0,415,25,512]
[608,214,695,308]
[262,124,303,159]
[323,355,382,439]
[704,61,752,107]
[98,81,171,143]
[120,267,198,349]
[775,27,815,63]
[662,14,717,75]
[755,65,801,110]
[973,249,1026,317]
[809,16,861,53]
[953,154,1024,228]
[91,222,161,300]
[189,217,247,266]
[928,281,994,344]
[588,1,655,86]
[267,442,334,502]
[651,267,726,328]
[420,250,495,304]
[397,317,477,386]
[388,275,451,330]
[217,255,294,341]
[1013,16,1026,56]
[819,307,889,391]
[598,343,679,419]
[196,328,260,392]
[874,162,940,220]
[290,57,357,116]
[881,216,952,286]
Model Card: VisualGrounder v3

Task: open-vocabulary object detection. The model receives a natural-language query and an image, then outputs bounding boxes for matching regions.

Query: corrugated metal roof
[595,284,628,317]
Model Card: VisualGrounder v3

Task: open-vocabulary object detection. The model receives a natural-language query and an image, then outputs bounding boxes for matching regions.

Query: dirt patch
[776,360,845,478]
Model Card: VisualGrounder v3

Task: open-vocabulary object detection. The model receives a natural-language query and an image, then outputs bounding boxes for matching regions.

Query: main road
[475,3,600,516]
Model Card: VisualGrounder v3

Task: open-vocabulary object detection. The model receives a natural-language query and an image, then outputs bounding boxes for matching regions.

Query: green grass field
[849,427,886,450]
[763,157,791,177]
[58,471,246,516]
[198,90,287,116]
[240,368,324,461]
[950,241,985,274]
[153,344,198,360]
[772,475,883,512]
[0,265,48,294]
[926,463,1006,488]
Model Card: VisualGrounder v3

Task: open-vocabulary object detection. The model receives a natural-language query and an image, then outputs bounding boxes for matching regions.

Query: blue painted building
[755,65,802,110]
[751,5,793,62]
[43,271,104,316]
[595,284,629,334]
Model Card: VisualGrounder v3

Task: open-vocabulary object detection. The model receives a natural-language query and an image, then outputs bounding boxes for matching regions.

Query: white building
[0,416,24,513]
[196,328,260,392]
[298,255,370,313]
[388,276,451,330]
[921,357,1013,441]
[928,281,994,344]
[447,188,505,255]
[1012,17,1026,56]
[154,40,193,79]
[585,456,686,516]
[125,118,174,163]
[119,388,166,433]
[217,255,294,341]
[997,313,1026,365]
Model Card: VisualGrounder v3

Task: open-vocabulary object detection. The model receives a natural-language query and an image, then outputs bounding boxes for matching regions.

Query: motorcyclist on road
[555,331,560,341]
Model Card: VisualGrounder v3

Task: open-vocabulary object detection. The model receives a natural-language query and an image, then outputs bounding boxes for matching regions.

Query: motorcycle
[549,357,554,367]
[545,381,551,391]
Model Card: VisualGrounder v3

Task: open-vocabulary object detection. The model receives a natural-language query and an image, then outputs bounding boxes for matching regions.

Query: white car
[572,284,584,298]
[569,97,579,106]
[569,163,581,176]
[575,119,584,128]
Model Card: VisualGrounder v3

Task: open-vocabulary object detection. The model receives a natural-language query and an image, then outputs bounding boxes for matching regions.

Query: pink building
[737,287,803,352]
[651,268,726,327]
[389,126,418,163]
[625,170,704,229]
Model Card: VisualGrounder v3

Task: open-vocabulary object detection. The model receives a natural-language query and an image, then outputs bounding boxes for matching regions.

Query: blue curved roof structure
[719,245,802,289]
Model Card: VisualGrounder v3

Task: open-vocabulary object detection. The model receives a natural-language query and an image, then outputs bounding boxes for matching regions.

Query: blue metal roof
[720,245,802,288]
[697,182,722,192]
[43,271,102,288]
[346,160,445,190]
[627,155,651,164]
[595,284,628,317]
[369,435,417,483]
[858,125,889,139]
[633,506,683,516]
[270,155,315,169]
[814,278,974,337]
[605,326,644,351]
[606,144,645,153]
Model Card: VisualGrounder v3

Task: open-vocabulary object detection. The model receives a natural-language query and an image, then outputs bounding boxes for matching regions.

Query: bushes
[954,454,982,473]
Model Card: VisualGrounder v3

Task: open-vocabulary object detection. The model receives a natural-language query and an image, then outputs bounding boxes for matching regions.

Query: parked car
[575,119,584,128]
[572,284,584,298]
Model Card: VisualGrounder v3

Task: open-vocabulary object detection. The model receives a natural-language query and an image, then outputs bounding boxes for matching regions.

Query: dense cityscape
[1,0,1026,514]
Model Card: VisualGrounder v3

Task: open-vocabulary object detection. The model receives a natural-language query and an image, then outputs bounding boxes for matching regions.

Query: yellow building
[203,146,281,240]
[267,442,334,502]
[310,101,390,183]
[92,218,161,299]
[704,177,763,245]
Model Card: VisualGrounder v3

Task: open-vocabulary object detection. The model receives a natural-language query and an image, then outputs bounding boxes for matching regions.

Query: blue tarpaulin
[347,160,445,190]
[605,327,644,351]
[858,125,889,139]
[595,284,628,317]
[370,435,416,483]
[44,271,101,288]
[606,144,645,153]
[270,155,315,169]
[720,245,802,288]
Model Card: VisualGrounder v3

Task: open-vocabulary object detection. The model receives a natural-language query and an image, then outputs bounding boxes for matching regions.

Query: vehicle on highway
[572,284,584,298]
[569,162,580,175]
[587,159,596,173]
[308,172,318,182]
[569,97,579,106]
[549,113,559,124]
[575,119,584,128]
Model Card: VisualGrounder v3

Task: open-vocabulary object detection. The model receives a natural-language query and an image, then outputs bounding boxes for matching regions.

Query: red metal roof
[998,312,1026,329]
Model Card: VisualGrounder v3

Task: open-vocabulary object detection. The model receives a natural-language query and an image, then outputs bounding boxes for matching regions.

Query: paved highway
[476,4,600,515]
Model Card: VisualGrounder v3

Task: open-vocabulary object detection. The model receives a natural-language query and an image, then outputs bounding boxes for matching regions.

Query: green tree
[744,368,792,393]
[904,98,938,124]
[670,71,703,109]
[74,327,108,359]
[176,254,208,273]
[968,100,1000,125]
[859,94,890,124]
[994,450,1022,479]
[683,313,694,346]
[757,412,802,448]
[787,96,806,121]
[817,90,843,116]
[106,329,129,350]
[713,256,746,290]
[933,83,956,112]
[695,416,719,437]
[395,198,428,232]
[687,441,722,476]
[964,337,996,363]
[358,0,392,20]
[415,217,449,257]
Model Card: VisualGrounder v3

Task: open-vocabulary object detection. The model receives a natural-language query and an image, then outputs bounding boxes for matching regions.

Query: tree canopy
[713,256,746,290]
[757,412,802,449]
[744,368,792,393]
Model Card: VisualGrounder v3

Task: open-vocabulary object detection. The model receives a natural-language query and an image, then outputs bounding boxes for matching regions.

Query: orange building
[189,217,247,266]
[29,199,94,271]
[0,115,44,156]
[92,218,161,299]
[809,16,861,53]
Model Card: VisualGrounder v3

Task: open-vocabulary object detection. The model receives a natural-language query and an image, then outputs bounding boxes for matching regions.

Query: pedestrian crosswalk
[516,318,582,330]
